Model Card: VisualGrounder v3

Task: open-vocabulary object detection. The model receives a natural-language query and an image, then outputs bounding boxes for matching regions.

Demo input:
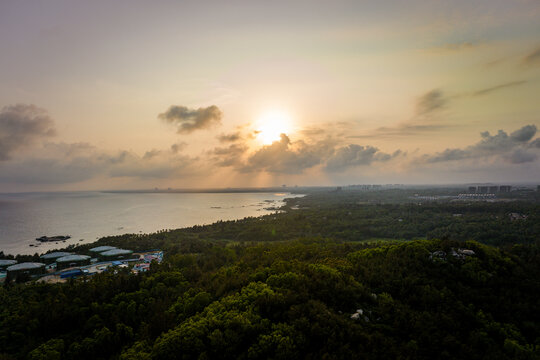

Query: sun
[255,110,293,144]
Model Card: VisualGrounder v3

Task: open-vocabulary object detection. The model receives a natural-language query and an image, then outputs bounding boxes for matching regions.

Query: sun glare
[255,110,293,144]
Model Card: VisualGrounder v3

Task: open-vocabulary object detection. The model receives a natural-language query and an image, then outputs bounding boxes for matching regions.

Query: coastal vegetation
[1,189,540,359]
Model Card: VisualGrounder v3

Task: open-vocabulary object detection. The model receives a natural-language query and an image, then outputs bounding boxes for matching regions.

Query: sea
[0,191,302,255]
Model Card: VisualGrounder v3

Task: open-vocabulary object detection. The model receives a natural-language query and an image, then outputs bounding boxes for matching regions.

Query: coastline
[0,192,303,256]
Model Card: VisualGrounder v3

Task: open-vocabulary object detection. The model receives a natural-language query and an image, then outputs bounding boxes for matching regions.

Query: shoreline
[0,193,303,257]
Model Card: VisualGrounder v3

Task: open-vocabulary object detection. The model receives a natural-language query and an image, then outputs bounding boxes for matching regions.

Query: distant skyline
[1,0,539,192]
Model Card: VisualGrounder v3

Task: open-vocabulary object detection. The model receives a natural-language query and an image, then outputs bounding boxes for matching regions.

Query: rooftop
[56,255,91,263]
[100,249,133,256]
[0,259,18,266]
[89,246,117,252]
[7,262,46,271]
[40,252,73,259]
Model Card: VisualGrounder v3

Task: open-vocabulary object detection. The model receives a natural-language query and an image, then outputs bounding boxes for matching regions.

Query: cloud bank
[420,124,538,164]
[0,141,201,185]
[326,146,401,171]
[0,102,538,189]
[0,104,56,161]
[210,133,399,174]
[240,134,334,173]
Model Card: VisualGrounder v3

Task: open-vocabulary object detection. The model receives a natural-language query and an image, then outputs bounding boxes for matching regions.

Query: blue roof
[60,269,83,275]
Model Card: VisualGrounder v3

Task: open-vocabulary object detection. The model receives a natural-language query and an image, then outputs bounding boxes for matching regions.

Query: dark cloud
[325,145,398,171]
[507,149,537,164]
[217,132,241,143]
[227,133,397,174]
[0,139,201,185]
[510,124,536,142]
[0,142,106,184]
[158,105,222,133]
[211,143,248,167]
[241,134,334,174]
[170,142,187,153]
[472,80,527,96]
[0,104,56,160]
[423,148,467,163]
[421,124,539,164]
[143,149,161,160]
[99,150,129,165]
[529,138,540,149]
[415,89,446,116]
[523,46,540,66]
[0,158,99,184]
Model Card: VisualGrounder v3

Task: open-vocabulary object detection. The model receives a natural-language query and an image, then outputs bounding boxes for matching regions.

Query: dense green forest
[1,189,540,359]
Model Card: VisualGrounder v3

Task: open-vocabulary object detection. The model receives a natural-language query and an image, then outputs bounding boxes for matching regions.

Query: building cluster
[457,193,496,200]
[468,185,512,193]
[347,184,386,190]
[429,248,476,262]
[508,213,528,221]
[0,246,163,283]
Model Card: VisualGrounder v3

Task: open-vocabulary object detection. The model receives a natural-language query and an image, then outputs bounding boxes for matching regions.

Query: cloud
[158,105,222,133]
[300,127,326,137]
[420,124,539,164]
[170,142,187,153]
[231,133,397,174]
[240,134,335,174]
[143,149,161,160]
[415,89,446,116]
[508,149,537,164]
[107,152,198,179]
[357,82,530,141]
[529,138,540,149]
[211,143,248,167]
[0,104,56,160]
[523,46,540,66]
[43,141,95,156]
[510,124,536,142]
[325,145,399,171]
[359,89,450,138]
[472,80,527,96]
[217,132,241,143]
[0,139,201,185]
[367,124,449,138]
[429,42,478,52]
[0,142,104,184]
[0,158,98,184]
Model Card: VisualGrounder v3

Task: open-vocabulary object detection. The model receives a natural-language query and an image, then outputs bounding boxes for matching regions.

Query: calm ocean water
[0,192,301,255]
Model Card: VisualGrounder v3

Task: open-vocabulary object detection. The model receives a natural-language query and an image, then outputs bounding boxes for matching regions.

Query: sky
[0,0,539,191]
